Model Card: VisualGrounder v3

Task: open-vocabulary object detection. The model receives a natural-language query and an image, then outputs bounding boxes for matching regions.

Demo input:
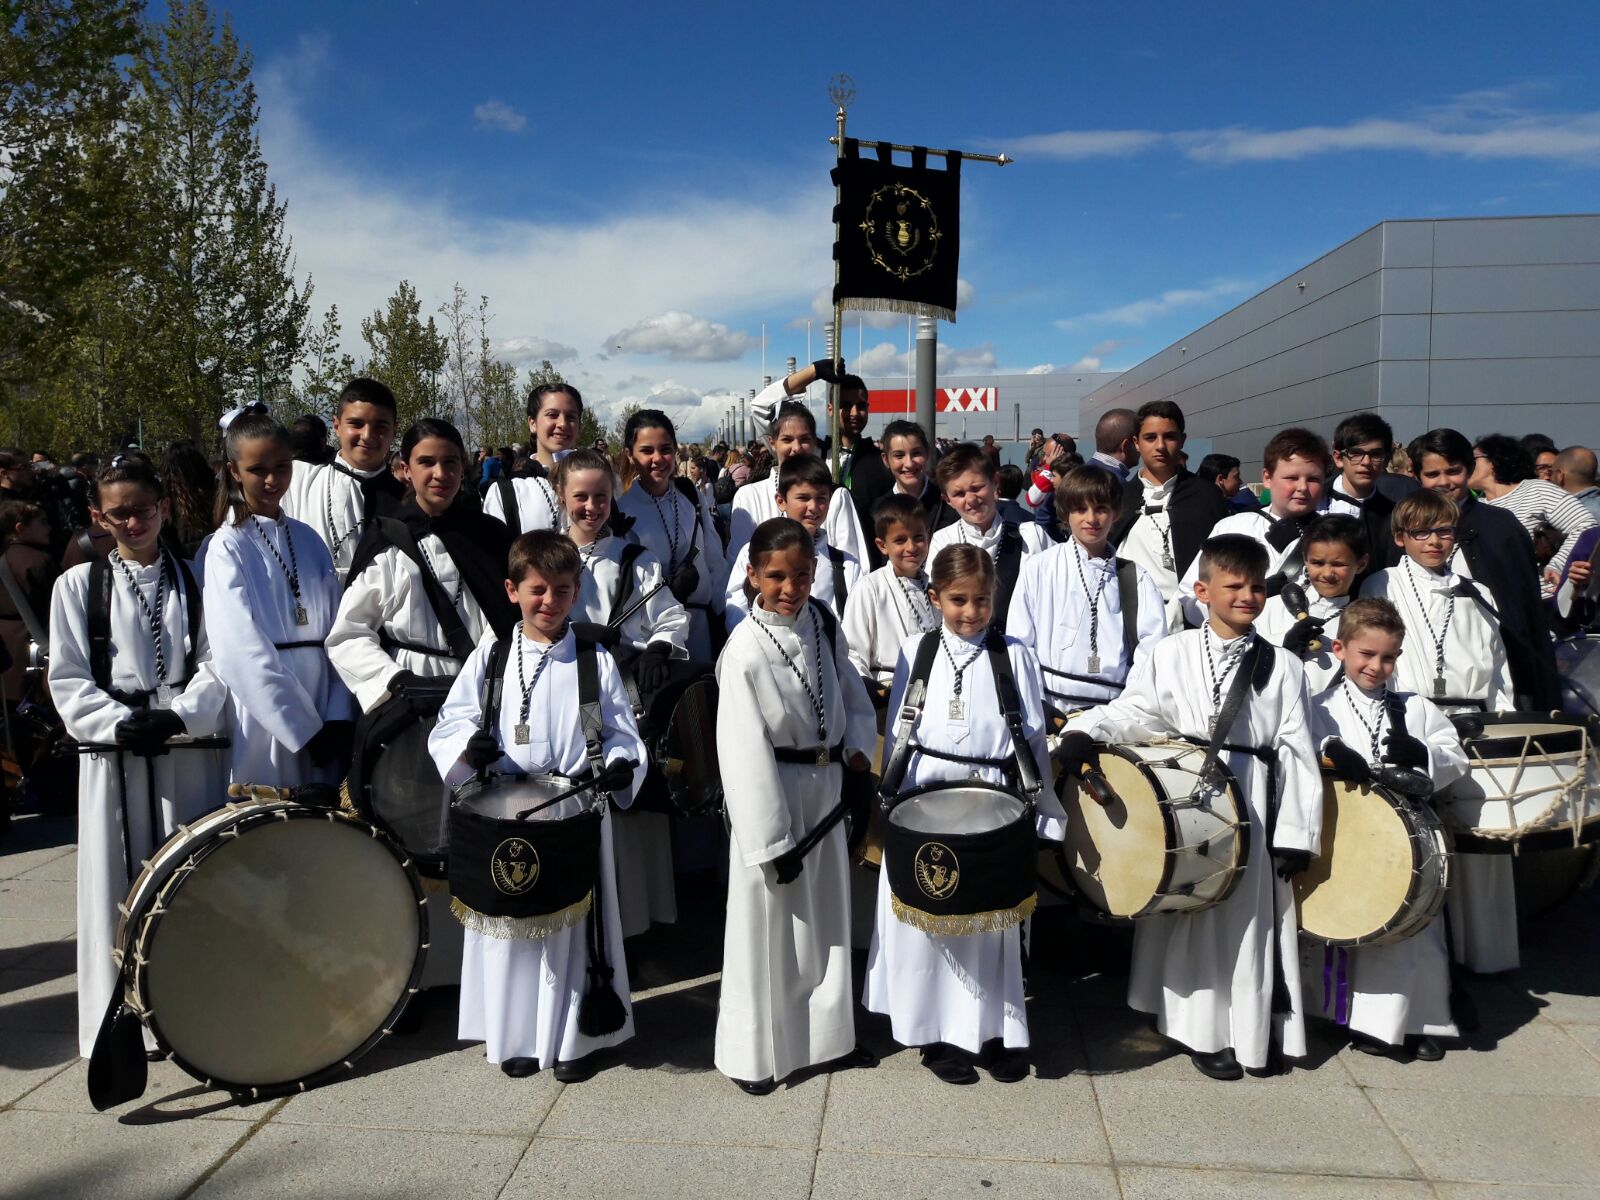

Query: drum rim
[352,687,452,877]
[882,778,1033,819]
[127,802,428,1099]
[647,675,721,817]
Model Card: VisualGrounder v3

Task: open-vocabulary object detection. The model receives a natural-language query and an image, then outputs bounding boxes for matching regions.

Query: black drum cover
[448,789,603,920]
[882,784,1037,931]
[349,680,455,876]
[630,661,720,816]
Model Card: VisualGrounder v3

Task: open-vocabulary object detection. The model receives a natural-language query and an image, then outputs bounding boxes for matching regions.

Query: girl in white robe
[48,458,228,1057]
[616,410,727,661]
[429,531,646,1078]
[481,382,586,534]
[328,419,517,991]
[715,517,879,1093]
[865,545,1065,1084]
[1308,600,1469,1058]
[557,450,688,938]
[201,412,354,790]
[1066,538,1323,1077]
[1360,493,1517,976]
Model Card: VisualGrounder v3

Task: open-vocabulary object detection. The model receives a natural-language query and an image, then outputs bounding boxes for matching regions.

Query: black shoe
[554,1054,602,1083]
[1408,1035,1444,1062]
[1244,1044,1283,1078]
[979,1039,1030,1084]
[833,1044,879,1072]
[500,1057,538,1078]
[734,1076,778,1096]
[920,1043,978,1086]
[144,1049,166,1063]
[1191,1048,1242,1081]
[1351,1034,1413,1062]
[1451,986,1481,1034]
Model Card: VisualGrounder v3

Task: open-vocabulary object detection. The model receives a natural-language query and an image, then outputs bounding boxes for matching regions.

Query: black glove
[1274,849,1313,881]
[596,758,637,795]
[305,719,355,768]
[569,621,622,650]
[1383,727,1430,773]
[1281,616,1327,658]
[388,670,422,700]
[811,358,846,385]
[632,644,672,694]
[1052,730,1097,779]
[842,765,875,854]
[1323,738,1371,784]
[115,709,187,757]
[771,847,804,885]
[667,559,700,604]
[463,729,502,771]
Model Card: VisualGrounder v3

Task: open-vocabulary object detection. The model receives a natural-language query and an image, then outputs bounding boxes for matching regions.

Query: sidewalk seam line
[173,1095,289,1200]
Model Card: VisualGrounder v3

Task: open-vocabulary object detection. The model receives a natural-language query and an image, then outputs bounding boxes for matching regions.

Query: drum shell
[1442,713,1600,850]
[630,662,720,817]
[882,784,1036,921]
[349,680,455,876]
[448,777,602,919]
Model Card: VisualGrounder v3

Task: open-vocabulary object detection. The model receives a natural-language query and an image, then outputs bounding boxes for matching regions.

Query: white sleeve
[627,550,690,656]
[831,616,878,761]
[1130,567,1168,672]
[829,494,869,565]
[326,553,407,712]
[724,545,750,631]
[595,649,649,808]
[1415,696,1470,792]
[1269,661,1323,856]
[1006,556,1042,646]
[482,481,508,526]
[694,491,727,614]
[428,638,495,784]
[169,568,228,737]
[46,570,134,745]
[1012,643,1064,840]
[841,577,876,682]
[715,643,794,866]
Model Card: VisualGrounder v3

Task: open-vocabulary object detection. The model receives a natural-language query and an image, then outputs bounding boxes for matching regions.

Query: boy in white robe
[926,444,1050,636]
[1062,533,1323,1079]
[842,494,938,690]
[715,517,879,1094]
[725,456,862,631]
[1256,515,1367,694]
[1360,491,1517,977]
[49,458,229,1058]
[865,544,1065,1084]
[556,450,688,939]
[1008,465,1166,715]
[429,531,646,1080]
[280,378,404,583]
[1310,598,1470,1061]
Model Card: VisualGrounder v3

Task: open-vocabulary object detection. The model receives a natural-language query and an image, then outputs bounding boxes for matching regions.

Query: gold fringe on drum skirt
[890,892,1037,937]
[449,893,593,941]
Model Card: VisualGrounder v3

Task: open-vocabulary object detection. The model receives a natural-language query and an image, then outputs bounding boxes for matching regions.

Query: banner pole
[830,103,848,482]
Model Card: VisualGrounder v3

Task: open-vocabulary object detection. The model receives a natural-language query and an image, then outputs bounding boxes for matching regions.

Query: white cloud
[1025,363,1055,375]
[1006,129,1167,160]
[497,336,577,365]
[856,340,998,377]
[1055,279,1255,330]
[473,100,527,134]
[605,311,753,362]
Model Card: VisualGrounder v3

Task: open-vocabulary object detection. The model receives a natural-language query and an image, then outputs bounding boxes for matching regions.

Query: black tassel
[579,968,627,1037]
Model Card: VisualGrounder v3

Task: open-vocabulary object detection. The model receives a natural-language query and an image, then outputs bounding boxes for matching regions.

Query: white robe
[1176,507,1283,628]
[864,632,1064,1054]
[48,557,229,1057]
[1254,592,1350,696]
[1361,559,1518,975]
[714,601,878,1083]
[723,531,862,632]
[200,516,353,789]
[572,535,688,937]
[842,565,938,687]
[327,538,494,988]
[1119,473,1182,605]
[616,481,726,662]
[482,474,564,534]
[1006,542,1166,710]
[925,512,1052,565]
[1069,629,1323,1070]
[1306,684,1468,1044]
[428,628,646,1067]
[280,456,393,584]
[727,476,868,567]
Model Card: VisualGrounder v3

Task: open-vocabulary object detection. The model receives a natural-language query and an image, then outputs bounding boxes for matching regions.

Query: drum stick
[74,736,230,755]
[1078,766,1116,808]
[514,774,610,820]
[609,579,670,630]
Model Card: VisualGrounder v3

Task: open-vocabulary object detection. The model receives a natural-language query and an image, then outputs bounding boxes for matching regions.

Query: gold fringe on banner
[890,892,1036,936]
[450,894,592,941]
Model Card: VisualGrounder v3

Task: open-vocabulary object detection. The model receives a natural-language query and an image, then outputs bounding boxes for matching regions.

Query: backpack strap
[992,521,1024,634]
[608,542,648,626]
[479,635,512,739]
[495,476,519,532]
[1115,557,1139,662]
[376,517,475,661]
[878,629,942,799]
[984,629,1043,796]
[75,528,98,563]
[671,476,704,561]
[171,554,202,684]
[87,555,114,690]
[573,635,607,781]
[827,544,849,612]
[810,597,839,659]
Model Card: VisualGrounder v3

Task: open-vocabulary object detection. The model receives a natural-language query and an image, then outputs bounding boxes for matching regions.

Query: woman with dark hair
[162,439,219,560]
[1470,433,1596,586]
[481,384,583,533]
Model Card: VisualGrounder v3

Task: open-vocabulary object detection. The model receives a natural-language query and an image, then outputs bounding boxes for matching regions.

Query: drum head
[1295,781,1416,945]
[1060,753,1169,918]
[886,786,1025,835]
[139,811,422,1091]
[369,717,448,860]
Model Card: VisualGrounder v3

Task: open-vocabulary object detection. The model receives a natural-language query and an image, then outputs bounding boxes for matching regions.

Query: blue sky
[220,0,1600,435]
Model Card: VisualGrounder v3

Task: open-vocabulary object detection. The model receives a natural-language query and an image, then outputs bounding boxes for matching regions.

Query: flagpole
[830,96,847,483]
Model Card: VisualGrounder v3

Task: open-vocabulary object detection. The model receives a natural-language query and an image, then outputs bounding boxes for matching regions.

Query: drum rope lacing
[1459,723,1596,845]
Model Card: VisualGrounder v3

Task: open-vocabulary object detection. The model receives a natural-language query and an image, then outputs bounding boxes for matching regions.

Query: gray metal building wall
[1079,215,1600,473]
[858,369,1120,447]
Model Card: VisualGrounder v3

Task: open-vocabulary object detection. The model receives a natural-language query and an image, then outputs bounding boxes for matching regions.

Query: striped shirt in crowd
[1484,478,1598,578]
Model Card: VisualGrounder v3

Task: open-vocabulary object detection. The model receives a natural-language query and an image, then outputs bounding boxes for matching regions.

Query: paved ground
[4,811,1600,1199]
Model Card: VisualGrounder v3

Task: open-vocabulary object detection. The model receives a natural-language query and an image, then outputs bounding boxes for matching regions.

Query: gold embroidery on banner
[860,184,942,281]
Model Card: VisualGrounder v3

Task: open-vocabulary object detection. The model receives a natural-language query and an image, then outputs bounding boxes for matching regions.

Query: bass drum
[1443,713,1600,850]
[116,800,426,1097]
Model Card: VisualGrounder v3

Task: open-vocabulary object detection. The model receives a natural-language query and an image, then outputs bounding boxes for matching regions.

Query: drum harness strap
[373,517,476,662]
[0,553,49,664]
[1040,558,1141,709]
[477,629,628,1037]
[670,477,711,612]
[991,521,1023,634]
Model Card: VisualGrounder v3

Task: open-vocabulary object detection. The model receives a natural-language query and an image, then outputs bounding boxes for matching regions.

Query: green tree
[361,279,447,433]
[297,303,356,424]
[609,402,641,450]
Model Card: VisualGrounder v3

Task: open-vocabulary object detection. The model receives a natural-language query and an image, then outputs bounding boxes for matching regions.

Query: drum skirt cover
[882,785,1036,935]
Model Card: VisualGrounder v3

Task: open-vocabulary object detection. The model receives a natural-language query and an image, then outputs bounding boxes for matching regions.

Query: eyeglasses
[102,504,159,525]
[1403,526,1457,541]
[1338,447,1388,463]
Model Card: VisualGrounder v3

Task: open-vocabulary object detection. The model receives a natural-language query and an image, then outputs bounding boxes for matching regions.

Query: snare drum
[348,679,455,876]
[114,800,426,1098]
[881,782,1037,935]
[1442,713,1600,850]
[1058,741,1249,919]
[631,663,721,816]
[1295,777,1452,947]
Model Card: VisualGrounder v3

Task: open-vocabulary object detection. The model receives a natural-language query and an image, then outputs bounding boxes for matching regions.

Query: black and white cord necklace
[254,514,309,626]
[1201,628,1251,735]
[419,538,466,608]
[113,550,173,706]
[512,625,563,745]
[649,488,682,572]
[1072,542,1114,675]
[1401,557,1453,698]
[750,607,828,745]
[894,572,938,637]
[1341,678,1386,761]
[941,627,986,722]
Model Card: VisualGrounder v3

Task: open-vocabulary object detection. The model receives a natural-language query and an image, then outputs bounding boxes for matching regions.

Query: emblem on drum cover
[491,837,540,895]
[914,842,961,900]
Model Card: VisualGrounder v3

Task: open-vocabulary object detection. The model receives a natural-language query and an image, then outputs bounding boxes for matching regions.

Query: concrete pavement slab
[18,849,77,882]
[811,1150,1119,1199]
[1117,1165,1435,1198]
[0,1030,77,1105]
[505,1138,815,1200]
[0,917,71,969]
[0,966,76,1033]
[1340,1017,1600,1095]
[0,1108,242,1200]
[1433,1186,1600,1198]
[819,1063,1109,1164]
[0,845,74,881]
[1367,1089,1600,1187]
[191,1123,526,1199]
[1094,1077,1419,1178]
[15,1054,265,1122]
[0,878,74,919]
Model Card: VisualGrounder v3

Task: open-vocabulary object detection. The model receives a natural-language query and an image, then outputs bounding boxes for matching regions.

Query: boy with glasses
[1324,413,1403,580]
